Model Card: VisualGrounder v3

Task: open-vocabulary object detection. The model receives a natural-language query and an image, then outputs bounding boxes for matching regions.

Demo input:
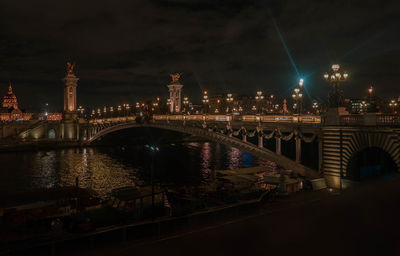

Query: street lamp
[255,91,264,114]
[110,106,114,117]
[166,99,171,114]
[292,80,303,115]
[312,101,319,114]
[389,100,398,114]
[77,106,84,119]
[202,91,209,114]
[324,64,349,108]
[103,106,107,117]
[183,96,189,113]
[152,101,159,113]
[226,93,233,114]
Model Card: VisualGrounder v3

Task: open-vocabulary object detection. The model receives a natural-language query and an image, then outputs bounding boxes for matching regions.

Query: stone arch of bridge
[346,147,397,180]
[86,122,320,178]
[343,131,400,179]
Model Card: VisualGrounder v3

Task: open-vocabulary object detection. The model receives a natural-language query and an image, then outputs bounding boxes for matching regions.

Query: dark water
[0,142,273,198]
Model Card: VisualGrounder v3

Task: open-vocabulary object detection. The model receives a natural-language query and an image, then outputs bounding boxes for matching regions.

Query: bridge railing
[340,114,400,126]
[89,116,136,124]
[152,114,321,124]
[376,115,400,125]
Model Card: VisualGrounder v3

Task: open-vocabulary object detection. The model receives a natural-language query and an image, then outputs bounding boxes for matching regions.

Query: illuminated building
[0,83,32,121]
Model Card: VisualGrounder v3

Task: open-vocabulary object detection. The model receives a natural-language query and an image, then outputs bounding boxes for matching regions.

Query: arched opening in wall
[48,129,56,139]
[346,147,398,181]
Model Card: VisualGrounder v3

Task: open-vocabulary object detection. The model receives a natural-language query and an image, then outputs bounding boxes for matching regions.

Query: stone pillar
[76,123,80,141]
[275,137,281,155]
[295,135,301,163]
[62,63,79,120]
[167,73,183,113]
[258,135,263,148]
[60,123,64,139]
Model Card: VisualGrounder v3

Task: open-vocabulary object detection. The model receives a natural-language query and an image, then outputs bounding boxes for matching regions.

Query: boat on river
[0,187,101,225]
[107,186,170,217]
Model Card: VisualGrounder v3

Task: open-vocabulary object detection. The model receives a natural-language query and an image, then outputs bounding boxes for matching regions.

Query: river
[0,142,274,198]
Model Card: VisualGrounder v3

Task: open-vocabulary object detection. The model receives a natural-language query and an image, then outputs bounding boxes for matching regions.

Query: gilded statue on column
[170,73,182,83]
[66,61,75,76]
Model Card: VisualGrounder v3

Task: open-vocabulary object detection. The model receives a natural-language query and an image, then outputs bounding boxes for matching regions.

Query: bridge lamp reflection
[146,145,159,152]
[145,144,159,221]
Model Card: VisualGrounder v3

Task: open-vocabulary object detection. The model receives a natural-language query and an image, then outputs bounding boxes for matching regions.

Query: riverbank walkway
[63,178,400,256]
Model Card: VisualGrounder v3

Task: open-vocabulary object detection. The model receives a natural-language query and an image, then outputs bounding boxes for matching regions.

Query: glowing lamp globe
[332,64,340,72]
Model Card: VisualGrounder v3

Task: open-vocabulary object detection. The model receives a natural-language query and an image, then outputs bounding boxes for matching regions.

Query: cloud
[0,0,399,109]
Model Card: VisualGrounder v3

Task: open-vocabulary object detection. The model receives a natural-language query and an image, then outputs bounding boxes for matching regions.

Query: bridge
[2,112,400,188]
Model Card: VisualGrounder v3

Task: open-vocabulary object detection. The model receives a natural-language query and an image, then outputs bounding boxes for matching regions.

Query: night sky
[0,0,399,111]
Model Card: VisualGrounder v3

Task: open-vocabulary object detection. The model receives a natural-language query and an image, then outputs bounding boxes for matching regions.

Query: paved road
[70,179,400,256]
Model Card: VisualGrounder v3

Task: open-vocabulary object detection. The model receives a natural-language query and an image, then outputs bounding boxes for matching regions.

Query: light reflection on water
[0,142,274,198]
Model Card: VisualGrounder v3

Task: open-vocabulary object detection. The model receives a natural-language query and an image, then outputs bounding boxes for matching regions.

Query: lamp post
[126,104,130,116]
[215,98,221,114]
[255,91,264,115]
[251,105,257,114]
[183,97,189,114]
[268,94,275,113]
[110,106,114,118]
[202,91,209,114]
[367,86,376,112]
[292,85,303,115]
[152,101,159,113]
[166,99,171,114]
[226,93,233,114]
[389,100,398,114]
[103,106,107,118]
[324,64,348,108]
[77,106,84,119]
[312,101,319,114]
[117,105,122,117]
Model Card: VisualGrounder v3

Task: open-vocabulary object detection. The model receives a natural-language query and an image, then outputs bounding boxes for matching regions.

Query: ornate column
[226,122,232,137]
[295,131,301,163]
[256,123,263,148]
[258,135,263,148]
[76,122,80,141]
[276,137,281,155]
[62,62,79,120]
[167,73,183,113]
[242,127,247,142]
[60,123,64,139]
